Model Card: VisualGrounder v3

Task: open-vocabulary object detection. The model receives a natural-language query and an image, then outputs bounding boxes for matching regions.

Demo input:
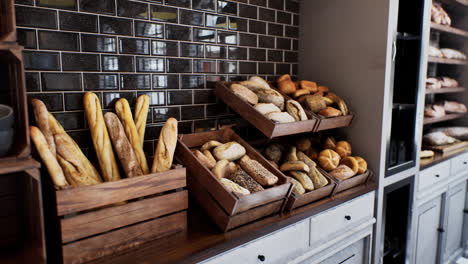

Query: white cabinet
[415,195,442,264]
[442,183,467,262]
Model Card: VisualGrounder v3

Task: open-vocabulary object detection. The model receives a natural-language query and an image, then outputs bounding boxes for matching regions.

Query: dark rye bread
[229,167,264,193]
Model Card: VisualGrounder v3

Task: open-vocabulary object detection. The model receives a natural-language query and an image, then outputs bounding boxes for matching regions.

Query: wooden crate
[215,82,318,138]
[314,112,355,132]
[43,168,188,264]
[284,174,336,211]
[0,0,16,42]
[177,128,293,231]
[0,43,30,160]
[324,168,372,194]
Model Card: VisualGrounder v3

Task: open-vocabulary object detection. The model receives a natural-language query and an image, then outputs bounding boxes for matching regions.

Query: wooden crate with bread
[176,128,293,231]
[29,93,187,264]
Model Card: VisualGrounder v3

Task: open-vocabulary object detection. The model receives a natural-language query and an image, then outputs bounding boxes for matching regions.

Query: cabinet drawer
[419,161,450,192]
[202,220,309,264]
[309,192,374,246]
[450,152,468,176]
[318,237,366,264]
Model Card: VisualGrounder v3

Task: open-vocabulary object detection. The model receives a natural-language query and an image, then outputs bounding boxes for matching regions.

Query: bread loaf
[30,126,68,188]
[230,84,259,105]
[212,159,236,179]
[256,88,285,110]
[266,112,296,123]
[219,178,250,196]
[115,98,149,174]
[239,155,278,186]
[286,100,308,121]
[213,142,246,161]
[329,165,355,180]
[31,99,56,156]
[318,149,340,171]
[305,94,327,113]
[318,106,342,117]
[263,143,283,164]
[239,80,267,92]
[290,178,305,195]
[134,94,150,147]
[290,171,314,191]
[253,103,281,116]
[229,167,264,193]
[84,92,120,182]
[151,117,178,173]
[104,112,144,178]
[201,140,222,151]
[280,161,310,173]
[249,76,271,90]
[193,149,216,169]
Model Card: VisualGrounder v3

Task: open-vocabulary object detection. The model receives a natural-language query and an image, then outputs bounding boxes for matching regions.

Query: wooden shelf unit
[428,56,468,65]
[439,0,468,7]
[423,113,467,125]
[425,87,466,94]
[430,23,468,37]
[0,0,16,42]
[0,157,40,176]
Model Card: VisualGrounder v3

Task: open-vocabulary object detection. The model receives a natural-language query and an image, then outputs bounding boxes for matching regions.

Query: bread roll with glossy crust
[318,149,340,171]
[354,156,368,174]
[152,117,178,173]
[115,98,149,174]
[319,107,342,117]
[31,99,56,156]
[335,141,352,158]
[84,92,120,182]
[134,94,150,147]
[300,80,318,93]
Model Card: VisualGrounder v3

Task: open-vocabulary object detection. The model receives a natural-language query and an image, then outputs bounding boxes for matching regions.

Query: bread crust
[31,99,56,156]
[151,117,178,173]
[134,94,150,147]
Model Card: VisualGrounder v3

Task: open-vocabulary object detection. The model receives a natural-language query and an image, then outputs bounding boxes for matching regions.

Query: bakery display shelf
[428,56,468,65]
[0,0,16,42]
[439,0,468,7]
[0,157,40,175]
[423,141,468,153]
[425,87,466,94]
[215,82,318,138]
[423,113,467,125]
[42,167,188,264]
[420,147,468,169]
[177,128,293,231]
[430,22,468,38]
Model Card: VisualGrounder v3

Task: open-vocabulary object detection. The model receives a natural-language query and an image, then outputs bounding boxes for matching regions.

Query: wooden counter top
[89,183,376,264]
[420,147,468,170]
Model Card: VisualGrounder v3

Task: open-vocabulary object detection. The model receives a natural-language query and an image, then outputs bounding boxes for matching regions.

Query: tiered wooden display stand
[0,1,45,263]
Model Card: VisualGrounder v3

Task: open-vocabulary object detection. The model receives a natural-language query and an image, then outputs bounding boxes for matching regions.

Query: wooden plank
[61,191,188,243]
[0,158,40,175]
[62,211,187,264]
[0,0,16,42]
[425,87,466,94]
[56,168,186,216]
[428,56,468,65]
[423,113,467,125]
[227,200,284,230]
[430,22,468,38]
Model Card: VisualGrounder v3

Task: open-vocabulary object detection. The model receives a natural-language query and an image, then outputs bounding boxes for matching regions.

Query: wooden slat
[430,22,468,37]
[0,158,40,176]
[426,87,466,94]
[423,113,467,125]
[56,168,186,216]
[428,56,468,65]
[61,191,188,243]
[62,211,187,264]
[0,0,16,42]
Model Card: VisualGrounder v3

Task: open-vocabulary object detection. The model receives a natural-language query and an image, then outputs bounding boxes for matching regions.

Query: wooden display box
[326,169,372,194]
[43,168,187,264]
[0,44,30,160]
[215,82,318,138]
[284,174,336,211]
[177,128,293,231]
[0,0,16,42]
[314,113,355,132]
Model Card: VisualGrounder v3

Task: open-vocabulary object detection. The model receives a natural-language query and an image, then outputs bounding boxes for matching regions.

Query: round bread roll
[340,156,359,174]
[354,156,368,174]
[230,84,259,105]
[305,94,327,113]
[335,141,352,158]
[256,88,285,110]
[318,149,340,171]
[264,143,283,163]
[249,76,271,90]
[329,165,355,180]
[278,80,296,95]
[213,142,246,161]
[239,80,267,92]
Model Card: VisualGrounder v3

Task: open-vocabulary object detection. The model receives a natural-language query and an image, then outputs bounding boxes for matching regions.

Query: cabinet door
[443,183,467,261]
[415,196,442,264]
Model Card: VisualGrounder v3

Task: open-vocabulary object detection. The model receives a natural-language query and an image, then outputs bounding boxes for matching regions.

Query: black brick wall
[15,0,300,155]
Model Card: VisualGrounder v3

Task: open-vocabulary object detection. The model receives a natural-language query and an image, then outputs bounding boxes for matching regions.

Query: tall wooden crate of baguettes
[42,167,187,264]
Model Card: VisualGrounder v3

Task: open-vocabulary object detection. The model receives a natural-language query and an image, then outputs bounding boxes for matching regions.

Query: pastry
[219,178,250,196]
[239,80,267,92]
[335,141,352,158]
[201,140,222,151]
[193,149,216,169]
[264,143,283,164]
[318,107,342,117]
[318,149,340,171]
[31,99,56,156]
[278,80,296,95]
[256,88,285,110]
[229,167,264,193]
[290,171,314,191]
[305,94,327,113]
[266,112,296,123]
[293,89,310,98]
[329,165,355,180]
[280,161,310,173]
[340,156,359,174]
[296,137,311,152]
[115,98,149,174]
[290,178,305,195]
[213,142,246,161]
[239,155,278,186]
[277,74,292,83]
[253,103,281,116]
[30,126,68,188]
[151,117,178,173]
[300,80,318,93]
[230,84,259,105]
[104,112,144,178]
[286,100,308,121]
[323,136,336,149]
[84,92,120,182]
[134,94,150,147]
[354,156,368,174]
[286,146,298,161]
[212,160,235,179]
[249,76,271,90]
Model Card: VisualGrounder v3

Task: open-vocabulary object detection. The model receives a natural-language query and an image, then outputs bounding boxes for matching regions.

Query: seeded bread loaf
[239,155,278,186]
[229,167,264,193]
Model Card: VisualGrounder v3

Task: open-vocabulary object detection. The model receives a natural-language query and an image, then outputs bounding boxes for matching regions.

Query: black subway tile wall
[15,0,299,149]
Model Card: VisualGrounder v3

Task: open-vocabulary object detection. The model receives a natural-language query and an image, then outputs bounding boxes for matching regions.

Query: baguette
[115,98,149,174]
[290,171,314,191]
[84,92,120,182]
[203,150,216,165]
[31,99,56,156]
[193,149,216,169]
[151,117,178,173]
[134,95,150,147]
[104,112,144,178]
[290,177,305,195]
[30,126,68,188]
[239,155,278,186]
[280,161,310,173]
